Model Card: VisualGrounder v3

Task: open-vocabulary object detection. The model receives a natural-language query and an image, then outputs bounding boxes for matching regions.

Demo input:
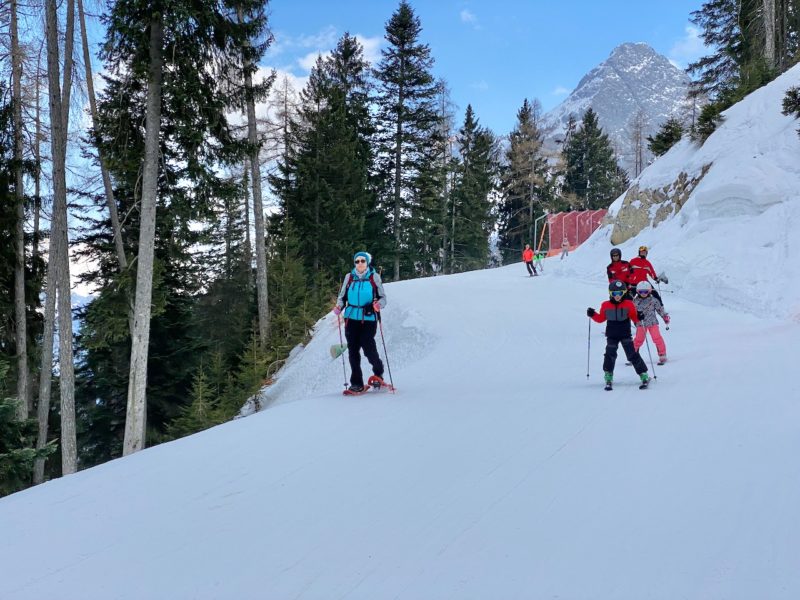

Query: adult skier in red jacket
[606,248,631,295]
[628,245,663,303]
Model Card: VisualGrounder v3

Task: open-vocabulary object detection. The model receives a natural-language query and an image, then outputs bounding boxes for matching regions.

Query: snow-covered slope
[542,42,695,174]
[3,70,800,599]
[2,264,800,598]
[605,63,800,322]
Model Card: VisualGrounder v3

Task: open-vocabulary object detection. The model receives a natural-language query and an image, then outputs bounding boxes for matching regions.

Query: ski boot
[343,383,366,396]
[639,372,650,390]
[604,371,613,391]
[657,354,667,366]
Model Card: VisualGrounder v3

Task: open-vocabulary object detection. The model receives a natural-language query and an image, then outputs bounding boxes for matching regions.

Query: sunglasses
[354,258,367,264]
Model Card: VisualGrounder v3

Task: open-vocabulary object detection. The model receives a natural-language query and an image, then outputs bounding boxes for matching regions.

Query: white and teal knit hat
[353,251,372,264]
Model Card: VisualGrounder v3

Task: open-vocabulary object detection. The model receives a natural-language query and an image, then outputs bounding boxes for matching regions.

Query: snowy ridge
[605,63,800,321]
[2,69,800,599]
[541,42,694,174]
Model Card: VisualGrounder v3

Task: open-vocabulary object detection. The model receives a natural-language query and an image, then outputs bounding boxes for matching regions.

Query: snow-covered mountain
[2,65,800,599]
[542,42,696,175]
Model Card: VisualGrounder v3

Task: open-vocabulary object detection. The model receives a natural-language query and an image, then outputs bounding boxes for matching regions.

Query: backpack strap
[343,271,379,307]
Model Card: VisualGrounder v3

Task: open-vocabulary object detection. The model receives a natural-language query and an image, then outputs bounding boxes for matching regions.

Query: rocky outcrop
[609,163,712,244]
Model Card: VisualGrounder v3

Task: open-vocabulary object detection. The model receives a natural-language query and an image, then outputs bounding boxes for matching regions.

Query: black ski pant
[603,335,647,375]
[345,319,384,386]
[525,261,537,275]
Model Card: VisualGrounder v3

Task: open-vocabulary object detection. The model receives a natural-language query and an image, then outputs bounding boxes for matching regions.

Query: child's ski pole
[586,320,591,379]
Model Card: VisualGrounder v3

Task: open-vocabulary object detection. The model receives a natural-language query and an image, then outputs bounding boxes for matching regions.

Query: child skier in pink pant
[632,281,670,365]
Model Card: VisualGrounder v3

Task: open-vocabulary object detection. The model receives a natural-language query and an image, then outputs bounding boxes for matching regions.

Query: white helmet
[636,281,652,294]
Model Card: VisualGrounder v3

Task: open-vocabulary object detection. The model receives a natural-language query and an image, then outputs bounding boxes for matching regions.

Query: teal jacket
[336,268,387,321]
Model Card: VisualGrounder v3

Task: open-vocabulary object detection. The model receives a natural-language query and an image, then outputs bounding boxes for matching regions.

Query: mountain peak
[541,42,693,175]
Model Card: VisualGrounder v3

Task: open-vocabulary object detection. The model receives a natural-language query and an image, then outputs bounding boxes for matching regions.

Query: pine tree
[0,356,56,496]
[692,102,724,141]
[687,0,795,104]
[449,105,498,272]
[562,109,628,209]
[374,0,440,280]
[782,85,800,137]
[167,368,217,438]
[73,0,271,461]
[270,35,376,292]
[647,117,684,156]
[498,98,548,262]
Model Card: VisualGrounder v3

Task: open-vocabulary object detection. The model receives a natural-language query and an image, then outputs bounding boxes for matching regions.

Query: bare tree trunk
[33,48,42,272]
[44,0,78,475]
[32,48,50,485]
[77,0,126,270]
[33,258,57,484]
[123,15,163,456]
[11,0,30,419]
[764,0,777,69]
[242,15,269,345]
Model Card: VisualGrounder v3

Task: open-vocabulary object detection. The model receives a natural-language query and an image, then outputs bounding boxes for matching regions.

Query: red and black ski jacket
[590,299,640,339]
[628,256,657,285]
[607,260,632,284]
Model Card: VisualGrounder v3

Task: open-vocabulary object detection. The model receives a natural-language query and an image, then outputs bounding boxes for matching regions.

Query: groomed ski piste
[2,68,800,600]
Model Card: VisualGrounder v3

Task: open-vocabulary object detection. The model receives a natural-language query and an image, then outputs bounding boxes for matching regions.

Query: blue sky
[264,0,707,135]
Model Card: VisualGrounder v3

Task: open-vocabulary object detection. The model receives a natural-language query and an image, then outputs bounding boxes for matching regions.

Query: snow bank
[604,65,800,320]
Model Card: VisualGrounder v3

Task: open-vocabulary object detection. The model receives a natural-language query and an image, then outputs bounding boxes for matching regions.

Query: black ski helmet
[610,247,622,259]
[608,279,626,295]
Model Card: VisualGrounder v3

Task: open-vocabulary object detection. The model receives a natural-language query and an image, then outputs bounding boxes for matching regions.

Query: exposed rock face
[541,42,697,176]
[608,164,713,244]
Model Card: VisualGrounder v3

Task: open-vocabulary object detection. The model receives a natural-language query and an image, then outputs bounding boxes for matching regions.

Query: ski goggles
[609,290,626,299]
[637,289,651,296]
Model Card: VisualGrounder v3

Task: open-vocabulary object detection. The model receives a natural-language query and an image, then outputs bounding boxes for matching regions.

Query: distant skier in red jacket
[587,279,650,390]
[628,245,663,303]
[522,244,537,276]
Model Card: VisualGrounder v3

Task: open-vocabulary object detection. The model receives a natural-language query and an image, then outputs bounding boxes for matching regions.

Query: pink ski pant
[633,324,666,356]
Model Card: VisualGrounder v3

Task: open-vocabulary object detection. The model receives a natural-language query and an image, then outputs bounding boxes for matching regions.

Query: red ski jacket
[628,256,657,285]
[522,248,534,262]
[606,260,631,284]
[591,299,640,338]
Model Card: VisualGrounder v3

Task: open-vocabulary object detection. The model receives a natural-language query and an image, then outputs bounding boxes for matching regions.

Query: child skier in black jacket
[587,280,650,390]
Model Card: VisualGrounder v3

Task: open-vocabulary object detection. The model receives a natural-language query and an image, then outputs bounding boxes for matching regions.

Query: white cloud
[268,25,339,58]
[471,80,489,91]
[460,9,477,23]
[298,50,330,72]
[668,25,707,70]
[552,85,570,96]
[460,9,481,29]
[355,34,383,67]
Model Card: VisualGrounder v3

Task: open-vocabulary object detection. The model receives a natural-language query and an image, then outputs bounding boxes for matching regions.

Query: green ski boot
[604,371,613,391]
